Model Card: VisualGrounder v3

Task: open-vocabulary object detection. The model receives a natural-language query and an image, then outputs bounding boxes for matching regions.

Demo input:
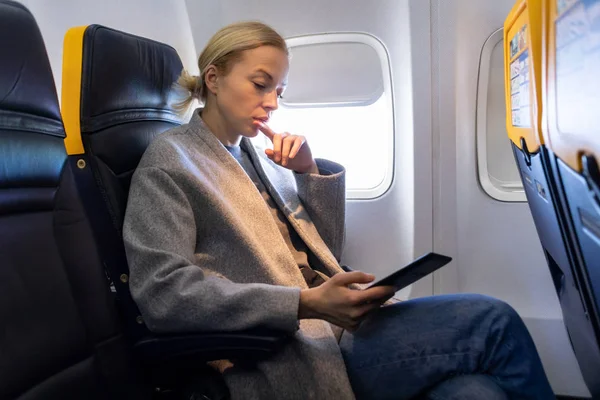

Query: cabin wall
[16,0,199,96]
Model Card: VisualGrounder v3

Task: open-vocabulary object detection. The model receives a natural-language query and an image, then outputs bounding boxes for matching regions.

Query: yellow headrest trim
[61,26,88,155]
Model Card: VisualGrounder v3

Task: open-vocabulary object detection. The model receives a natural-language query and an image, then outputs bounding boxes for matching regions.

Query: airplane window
[263,33,394,199]
[476,28,526,202]
[269,95,390,194]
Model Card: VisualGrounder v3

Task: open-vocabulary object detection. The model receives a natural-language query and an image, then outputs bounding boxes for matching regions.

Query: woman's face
[211,45,289,138]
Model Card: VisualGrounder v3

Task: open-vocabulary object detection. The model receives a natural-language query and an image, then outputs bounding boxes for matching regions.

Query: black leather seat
[0,2,147,399]
[61,24,185,342]
[60,24,288,373]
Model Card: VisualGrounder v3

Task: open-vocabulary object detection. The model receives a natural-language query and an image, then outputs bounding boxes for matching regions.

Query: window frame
[476,28,527,202]
[280,32,395,199]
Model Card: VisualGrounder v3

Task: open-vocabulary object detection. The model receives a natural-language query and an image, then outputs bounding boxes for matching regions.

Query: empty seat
[504,0,600,396]
[0,2,146,398]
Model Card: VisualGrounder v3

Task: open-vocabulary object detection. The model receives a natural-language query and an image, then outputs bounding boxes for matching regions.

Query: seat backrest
[541,0,600,396]
[61,25,183,338]
[503,0,600,396]
[543,0,600,300]
[503,0,576,309]
[63,24,184,229]
[0,2,146,399]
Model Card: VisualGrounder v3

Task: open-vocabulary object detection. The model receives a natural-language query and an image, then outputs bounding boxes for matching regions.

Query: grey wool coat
[123,109,356,399]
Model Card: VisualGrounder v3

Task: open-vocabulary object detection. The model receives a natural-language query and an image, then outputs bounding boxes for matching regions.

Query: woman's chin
[244,126,260,138]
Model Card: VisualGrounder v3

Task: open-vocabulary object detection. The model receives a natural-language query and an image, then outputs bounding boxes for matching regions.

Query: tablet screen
[367,252,452,291]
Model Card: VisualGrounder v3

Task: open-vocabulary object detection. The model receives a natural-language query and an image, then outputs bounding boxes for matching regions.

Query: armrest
[133,330,291,365]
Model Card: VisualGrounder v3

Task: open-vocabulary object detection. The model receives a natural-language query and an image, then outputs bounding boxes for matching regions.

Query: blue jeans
[339,294,555,399]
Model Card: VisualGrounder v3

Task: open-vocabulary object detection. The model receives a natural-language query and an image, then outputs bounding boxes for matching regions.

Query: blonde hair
[174,21,288,113]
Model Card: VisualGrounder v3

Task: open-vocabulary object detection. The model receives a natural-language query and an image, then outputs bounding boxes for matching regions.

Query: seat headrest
[61,24,184,226]
[0,1,65,196]
[0,0,63,134]
[71,25,184,136]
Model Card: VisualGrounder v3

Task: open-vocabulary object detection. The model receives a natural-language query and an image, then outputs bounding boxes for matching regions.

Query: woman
[123,21,554,399]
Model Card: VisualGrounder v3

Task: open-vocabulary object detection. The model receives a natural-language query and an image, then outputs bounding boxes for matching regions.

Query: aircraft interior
[1,0,599,398]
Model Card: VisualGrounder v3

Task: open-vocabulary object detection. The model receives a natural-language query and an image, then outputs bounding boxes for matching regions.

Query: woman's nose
[263,90,279,111]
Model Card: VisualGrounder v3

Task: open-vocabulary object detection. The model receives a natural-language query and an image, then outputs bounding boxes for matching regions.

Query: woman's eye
[277,94,284,99]
[253,82,266,90]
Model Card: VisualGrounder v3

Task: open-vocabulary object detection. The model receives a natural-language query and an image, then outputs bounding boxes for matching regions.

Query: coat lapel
[240,138,341,272]
[187,109,340,274]
[188,114,298,261]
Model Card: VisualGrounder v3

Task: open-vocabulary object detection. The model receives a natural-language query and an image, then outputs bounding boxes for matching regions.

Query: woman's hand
[254,121,319,174]
[298,271,396,332]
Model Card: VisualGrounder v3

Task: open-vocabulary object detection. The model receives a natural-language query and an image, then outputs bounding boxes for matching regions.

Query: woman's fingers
[331,271,376,286]
[281,135,294,166]
[289,136,305,159]
[266,133,300,166]
[272,133,283,163]
[254,120,275,141]
[339,302,382,331]
[360,286,397,303]
[254,121,310,170]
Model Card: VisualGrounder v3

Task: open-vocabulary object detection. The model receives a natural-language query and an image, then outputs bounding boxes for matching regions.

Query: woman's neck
[200,105,242,147]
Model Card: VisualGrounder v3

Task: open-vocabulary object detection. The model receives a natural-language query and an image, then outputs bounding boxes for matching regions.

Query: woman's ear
[204,65,219,95]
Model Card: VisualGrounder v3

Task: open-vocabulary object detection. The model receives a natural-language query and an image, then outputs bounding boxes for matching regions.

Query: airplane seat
[0,2,148,398]
[504,1,600,396]
[61,24,289,386]
[63,25,184,231]
[61,24,184,342]
[542,0,600,396]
